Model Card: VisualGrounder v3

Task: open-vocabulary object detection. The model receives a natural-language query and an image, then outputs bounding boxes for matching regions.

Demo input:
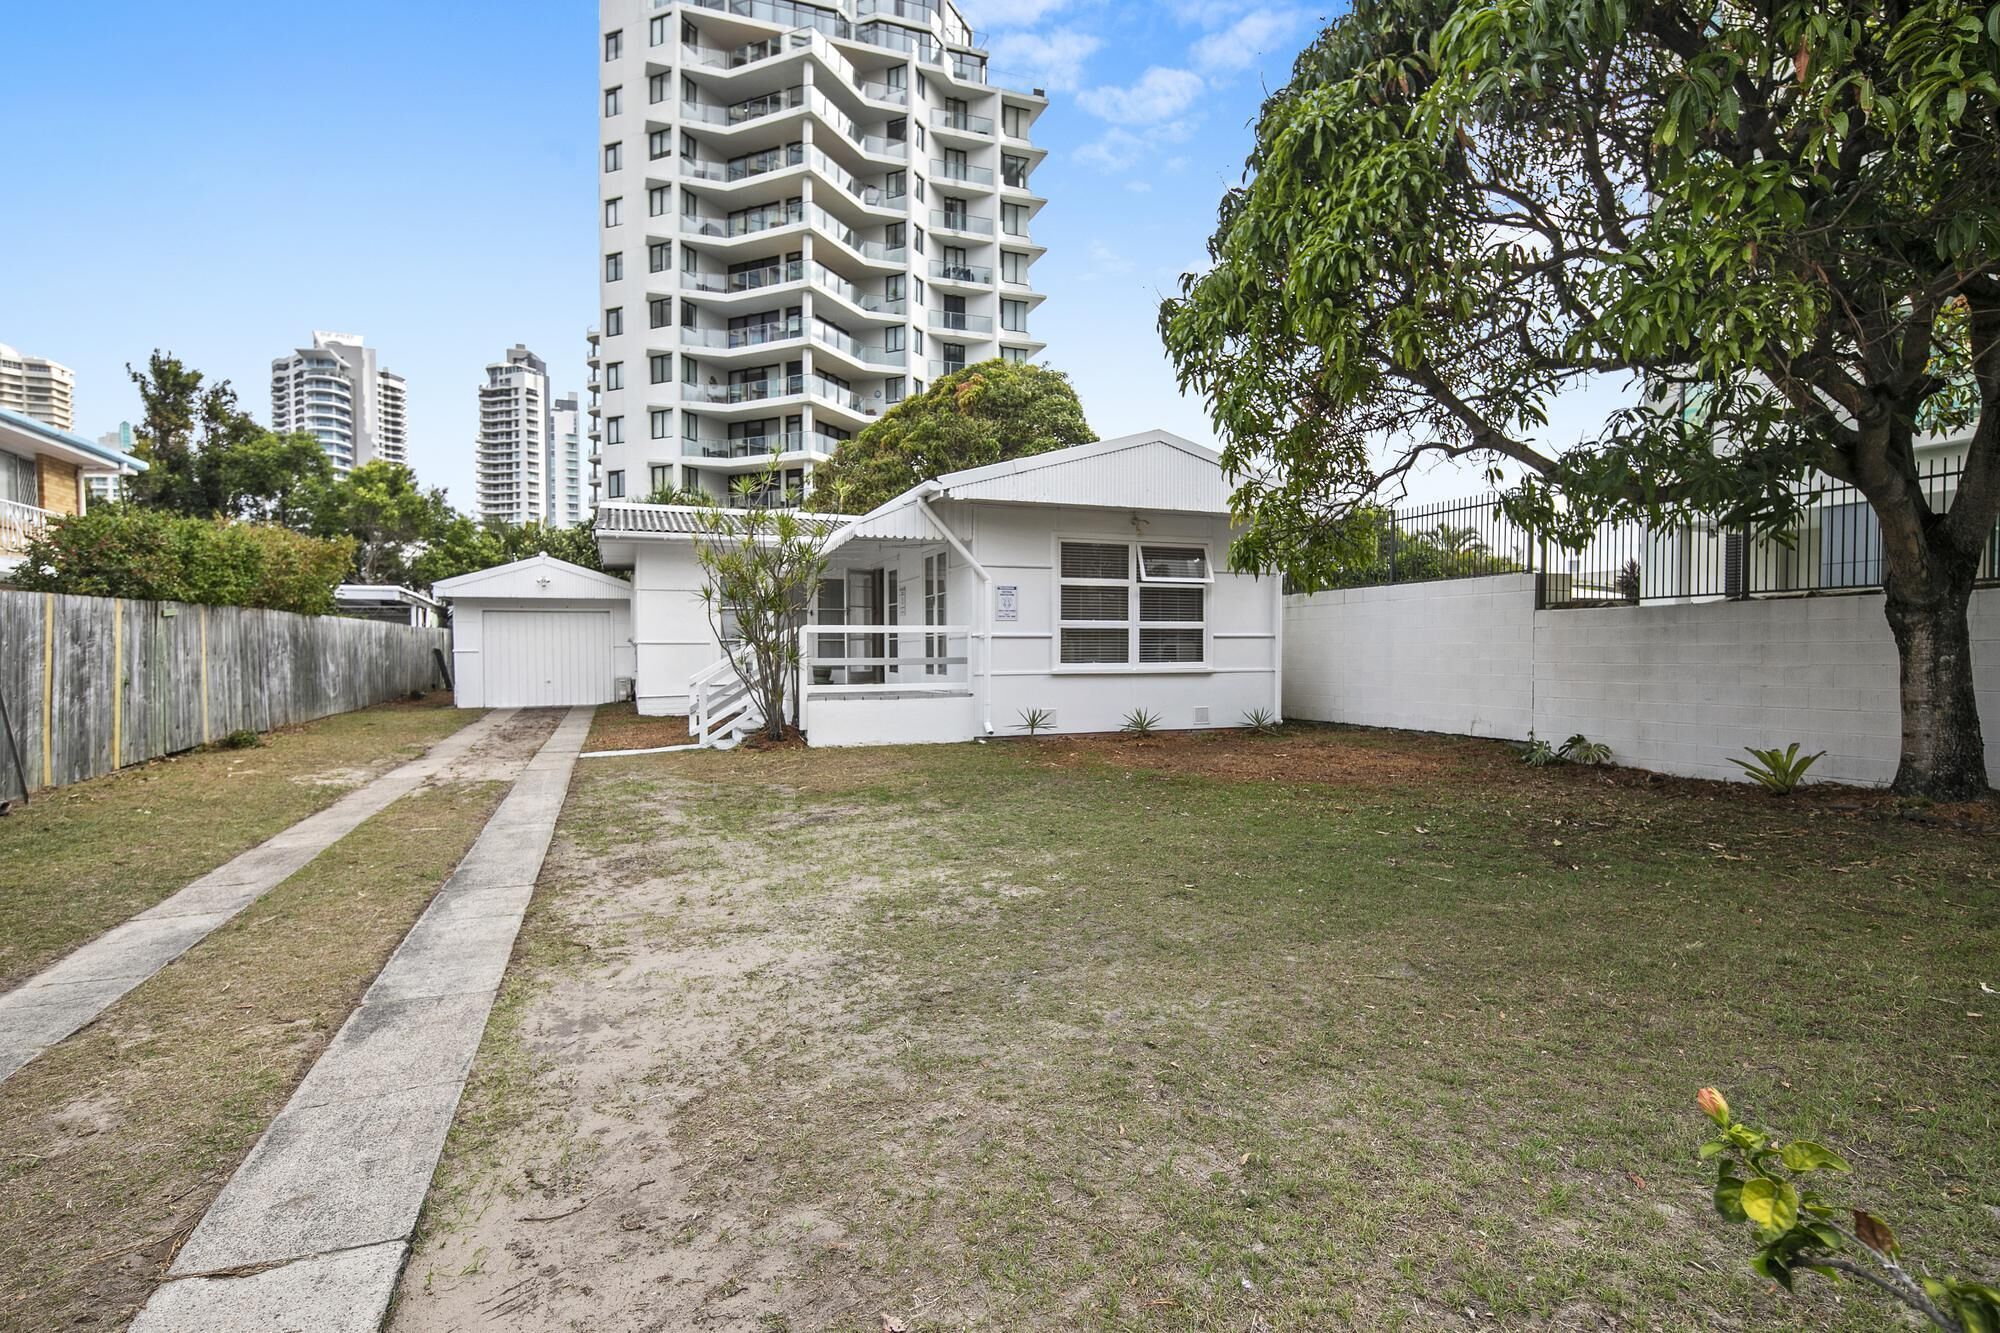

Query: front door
[845,569,884,684]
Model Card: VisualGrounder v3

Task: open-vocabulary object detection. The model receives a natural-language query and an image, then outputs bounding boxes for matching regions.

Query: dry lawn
[394,725,2000,1332]
[585,702,693,754]
[0,692,475,991]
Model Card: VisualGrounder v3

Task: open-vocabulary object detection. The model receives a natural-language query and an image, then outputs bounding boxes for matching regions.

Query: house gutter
[914,491,994,737]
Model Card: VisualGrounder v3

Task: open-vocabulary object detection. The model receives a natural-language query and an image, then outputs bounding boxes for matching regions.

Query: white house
[594,430,1284,746]
[432,555,635,708]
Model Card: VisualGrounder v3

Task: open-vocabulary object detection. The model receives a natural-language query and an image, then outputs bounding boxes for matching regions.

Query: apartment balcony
[682,430,804,460]
[926,359,969,380]
[929,208,994,237]
[930,107,994,137]
[681,209,807,244]
[682,374,806,408]
[681,259,806,297]
[930,158,993,186]
[929,259,992,287]
[1,497,53,556]
[681,321,807,355]
[812,323,906,371]
[858,79,908,105]
[929,309,994,334]
[809,263,907,321]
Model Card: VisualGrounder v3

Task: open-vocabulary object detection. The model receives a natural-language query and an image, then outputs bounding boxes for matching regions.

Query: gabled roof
[431,553,632,600]
[0,408,148,474]
[832,430,1233,548]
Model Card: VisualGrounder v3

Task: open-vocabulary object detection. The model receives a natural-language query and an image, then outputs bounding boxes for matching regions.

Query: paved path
[131,706,593,1333]
[0,709,519,1085]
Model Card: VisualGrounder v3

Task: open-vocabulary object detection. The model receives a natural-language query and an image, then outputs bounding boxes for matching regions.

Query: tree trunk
[1880,549,1989,799]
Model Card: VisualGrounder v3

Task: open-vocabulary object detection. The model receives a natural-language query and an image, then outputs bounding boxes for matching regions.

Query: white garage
[433,555,636,709]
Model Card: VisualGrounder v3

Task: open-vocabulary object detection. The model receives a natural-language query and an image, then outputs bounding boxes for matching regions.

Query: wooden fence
[0,590,450,799]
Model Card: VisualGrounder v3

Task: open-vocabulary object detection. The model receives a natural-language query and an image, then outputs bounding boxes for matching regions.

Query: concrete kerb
[132,705,593,1329]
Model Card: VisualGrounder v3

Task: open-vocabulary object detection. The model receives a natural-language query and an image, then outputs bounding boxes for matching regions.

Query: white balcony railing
[1,497,54,555]
[804,624,973,687]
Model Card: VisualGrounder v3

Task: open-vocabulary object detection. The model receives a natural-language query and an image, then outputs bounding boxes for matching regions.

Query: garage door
[483,610,615,707]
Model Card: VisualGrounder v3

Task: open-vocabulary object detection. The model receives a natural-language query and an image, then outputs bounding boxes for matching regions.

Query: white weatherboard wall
[1284,576,2000,787]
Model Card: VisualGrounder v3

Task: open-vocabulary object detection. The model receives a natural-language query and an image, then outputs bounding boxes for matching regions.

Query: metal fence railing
[1322,459,1999,606]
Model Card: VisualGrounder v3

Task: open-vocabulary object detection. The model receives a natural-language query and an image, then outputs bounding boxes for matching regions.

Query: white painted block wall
[1284,576,2000,787]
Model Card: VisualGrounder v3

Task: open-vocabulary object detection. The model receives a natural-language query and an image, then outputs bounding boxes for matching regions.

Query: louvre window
[1058,540,1206,667]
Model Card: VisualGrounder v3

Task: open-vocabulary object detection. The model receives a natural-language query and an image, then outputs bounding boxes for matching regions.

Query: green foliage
[693,467,836,742]
[1014,707,1055,735]
[1317,514,1523,592]
[1159,0,2000,793]
[809,359,1096,515]
[125,351,331,521]
[1696,1087,2000,1330]
[11,507,355,615]
[642,485,714,506]
[1518,732,1613,767]
[1120,708,1162,737]
[1244,707,1282,735]
[299,461,456,586]
[217,729,262,751]
[408,513,616,590]
[1729,743,1826,794]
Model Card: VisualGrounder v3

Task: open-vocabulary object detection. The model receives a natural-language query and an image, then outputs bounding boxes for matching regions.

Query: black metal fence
[1325,458,1999,605]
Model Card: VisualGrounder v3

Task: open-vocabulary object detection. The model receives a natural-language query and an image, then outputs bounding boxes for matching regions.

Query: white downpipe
[914,497,992,735]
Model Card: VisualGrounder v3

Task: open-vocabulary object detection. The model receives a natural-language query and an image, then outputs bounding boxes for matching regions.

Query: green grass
[0,777,510,1332]
[409,727,2000,1331]
[0,694,475,990]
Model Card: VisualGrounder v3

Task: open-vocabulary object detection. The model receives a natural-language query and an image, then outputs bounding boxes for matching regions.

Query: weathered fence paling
[0,590,449,798]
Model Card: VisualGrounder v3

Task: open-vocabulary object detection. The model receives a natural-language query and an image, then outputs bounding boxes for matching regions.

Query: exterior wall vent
[1192,706,1211,726]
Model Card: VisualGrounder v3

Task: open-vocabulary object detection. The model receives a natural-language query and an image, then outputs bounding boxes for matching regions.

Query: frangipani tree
[1161,0,2000,797]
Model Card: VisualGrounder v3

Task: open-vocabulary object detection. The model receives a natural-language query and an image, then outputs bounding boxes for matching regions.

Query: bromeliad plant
[1730,743,1826,795]
[1696,1088,2000,1331]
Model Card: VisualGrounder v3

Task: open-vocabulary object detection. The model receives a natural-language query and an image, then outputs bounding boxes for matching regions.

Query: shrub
[1729,743,1825,795]
[11,507,355,615]
[1243,707,1281,735]
[1695,1087,2000,1330]
[217,729,262,750]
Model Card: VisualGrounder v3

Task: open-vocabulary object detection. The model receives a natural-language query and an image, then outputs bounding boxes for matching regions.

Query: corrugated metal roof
[935,431,1231,513]
[592,502,851,538]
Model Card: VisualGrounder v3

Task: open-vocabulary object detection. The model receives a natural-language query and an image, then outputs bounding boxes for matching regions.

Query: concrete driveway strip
[131,705,593,1333]
[0,709,518,1086]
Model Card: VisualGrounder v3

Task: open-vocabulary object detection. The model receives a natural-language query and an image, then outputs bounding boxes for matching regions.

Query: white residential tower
[475,344,551,525]
[550,393,586,525]
[591,0,1049,506]
[270,331,409,477]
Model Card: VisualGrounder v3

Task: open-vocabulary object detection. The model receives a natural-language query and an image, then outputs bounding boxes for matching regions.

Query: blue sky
[1,0,1547,509]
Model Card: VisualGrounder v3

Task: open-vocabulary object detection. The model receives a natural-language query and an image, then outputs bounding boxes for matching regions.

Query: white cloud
[1190,9,1306,73]
[1125,179,1153,192]
[964,0,1071,25]
[1075,118,1195,173]
[986,27,1101,92]
[1076,66,1206,125]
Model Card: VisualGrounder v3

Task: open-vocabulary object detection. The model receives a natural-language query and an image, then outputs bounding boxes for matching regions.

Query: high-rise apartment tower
[270,331,409,477]
[475,344,551,524]
[591,0,1048,506]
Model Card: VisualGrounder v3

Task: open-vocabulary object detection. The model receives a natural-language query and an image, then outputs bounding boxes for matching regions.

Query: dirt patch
[434,708,564,781]
[584,703,693,753]
[393,792,895,1332]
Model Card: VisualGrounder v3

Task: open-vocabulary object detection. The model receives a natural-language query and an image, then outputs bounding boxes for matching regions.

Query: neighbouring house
[593,430,1284,746]
[432,555,635,708]
[333,584,446,628]
[0,407,147,576]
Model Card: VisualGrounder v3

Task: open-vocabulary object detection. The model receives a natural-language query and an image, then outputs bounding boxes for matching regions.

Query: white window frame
[1052,535,1211,672]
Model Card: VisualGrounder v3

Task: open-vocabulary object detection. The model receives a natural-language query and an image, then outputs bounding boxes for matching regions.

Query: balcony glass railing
[930,159,993,185]
[931,107,994,135]
[930,259,992,284]
[684,207,806,239]
[683,260,806,294]
[930,208,994,235]
[681,321,805,350]
[857,134,910,159]
[858,80,909,105]
[684,431,804,458]
[949,55,989,84]
[682,374,805,405]
[813,323,905,366]
[929,309,994,333]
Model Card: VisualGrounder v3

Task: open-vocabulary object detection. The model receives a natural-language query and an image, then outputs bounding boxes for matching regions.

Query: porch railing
[801,623,974,687]
[1,498,54,555]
